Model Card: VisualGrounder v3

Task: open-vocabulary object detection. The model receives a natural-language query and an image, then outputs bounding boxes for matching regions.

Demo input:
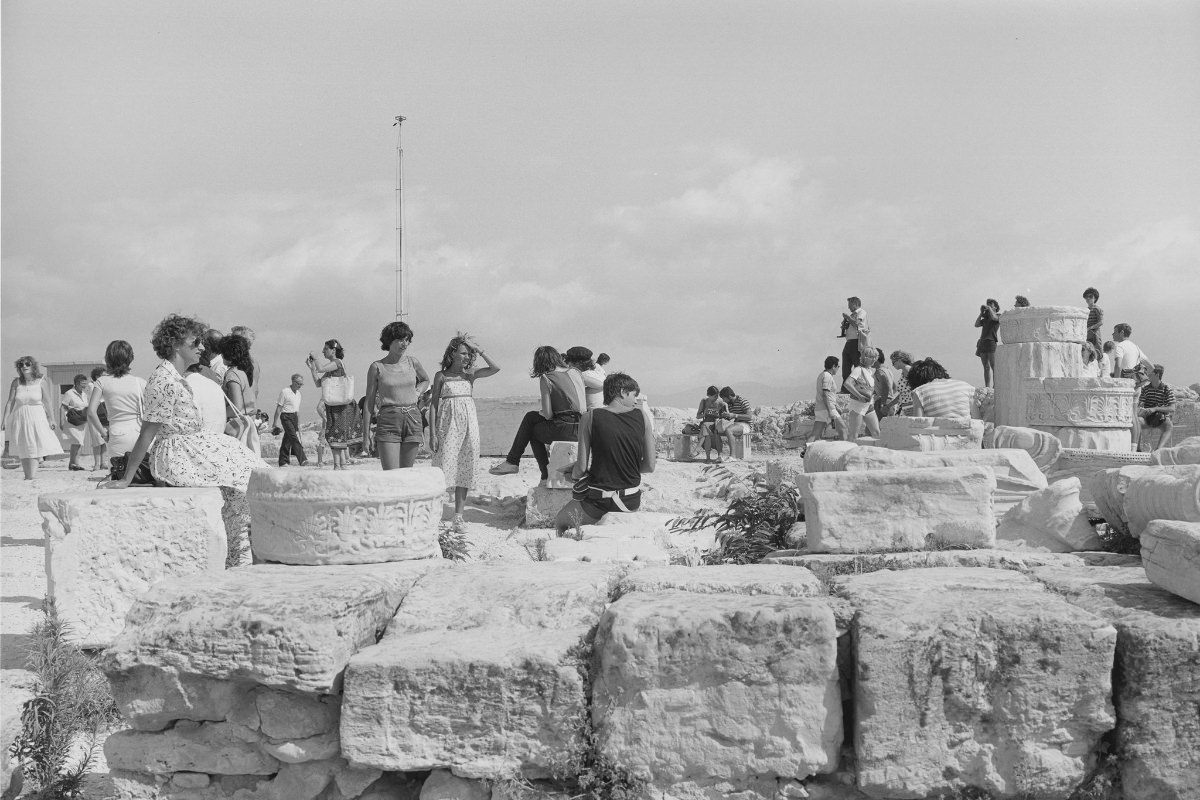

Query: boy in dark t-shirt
[1083,287,1104,352]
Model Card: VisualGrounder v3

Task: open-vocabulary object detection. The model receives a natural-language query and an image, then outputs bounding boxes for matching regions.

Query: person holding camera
[308,339,359,470]
[840,297,869,384]
[974,298,1001,388]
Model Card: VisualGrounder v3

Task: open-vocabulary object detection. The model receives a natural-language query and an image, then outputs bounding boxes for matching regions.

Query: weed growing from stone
[522,536,550,562]
[668,473,803,565]
[564,509,586,541]
[8,603,121,799]
[438,526,470,561]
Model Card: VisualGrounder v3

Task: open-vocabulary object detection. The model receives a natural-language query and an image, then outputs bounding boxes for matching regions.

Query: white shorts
[815,409,833,423]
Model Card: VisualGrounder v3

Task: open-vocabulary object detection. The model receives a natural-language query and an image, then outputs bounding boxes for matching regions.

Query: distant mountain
[650,381,808,411]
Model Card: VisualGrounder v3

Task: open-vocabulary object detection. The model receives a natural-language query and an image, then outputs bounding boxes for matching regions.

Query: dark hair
[199,329,224,368]
[89,366,105,381]
[906,357,951,389]
[325,339,345,360]
[986,298,999,311]
[221,334,255,386]
[602,372,640,405]
[874,349,886,366]
[380,321,414,351]
[890,350,913,366]
[151,313,208,360]
[847,296,862,307]
[597,353,610,366]
[823,356,839,370]
[73,373,88,387]
[1083,287,1100,301]
[440,334,477,372]
[719,386,735,400]
[706,385,719,396]
[230,325,255,343]
[1114,322,1132,337]
[564,346,595,371]
[14,356,42,383]
[1014,295,1030,308]
[104,340,134,377]
[530,345,565,378]
[1152,363,1165,377]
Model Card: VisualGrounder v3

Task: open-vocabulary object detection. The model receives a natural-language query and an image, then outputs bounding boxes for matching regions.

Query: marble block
[803,440,858,473]
[525,486,573,528]
[1033,425,1132,452]
[1090,466,1155,536]
[1048,449,1153,506]
[994,342,1086,427]
[878,416,984,451]
[987,425,1063,472]
[1140,520,1200,605]
[997,305,1089,344]
[546,441,578,488]
[38,488,227,648]
[1023,377,1136,428]
[798,467,996,553]
[248,467,444,565]
[996,478,1101,552]
[1124,464,1200,538]
[1150,440,1200,465]
[671,433,703,461]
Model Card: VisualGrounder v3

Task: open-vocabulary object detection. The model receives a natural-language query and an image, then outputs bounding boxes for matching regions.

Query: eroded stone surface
[104,721,280,776]
[834,567,1116,799]
[1023,377,1136,428]
[1090,465,1155,536]
[620,564,825,598]
[1124,464,1200,538]
[765,456,807,487]
[1151,441,1200,465]
[249,467,444,565]
[592,591,841,794]
[804,440,858,473]
[525,486,572,527]
[995,342,1085,427]
[997,305,1089,344]
[878,416,984,452]
[799,467,996,553]
[103,562,439,695]
[1048,448,1152,506]
[341,562,620,779]
[839,446,1046,518]
[38,488,226,648]
[764,549,1084,578]
[987,425,1063,473]
[546,441,578,489]
[996,478,1101,552]
[543,535,669,565]
[1141,519,1200,605]
[1028,562,1200,800]
[1032,425,1132,452]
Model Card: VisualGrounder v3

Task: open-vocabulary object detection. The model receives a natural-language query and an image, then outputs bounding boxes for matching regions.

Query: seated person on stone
[1134,364,1175,452]
[555,372,656,535]
[906,357,977,419]
[695,385,727,463]
[717,386,752,458]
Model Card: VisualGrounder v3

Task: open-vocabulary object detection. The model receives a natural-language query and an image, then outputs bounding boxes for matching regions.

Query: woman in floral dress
[105,313,262,566]
[429,333,499,531]
[307,338,360,470]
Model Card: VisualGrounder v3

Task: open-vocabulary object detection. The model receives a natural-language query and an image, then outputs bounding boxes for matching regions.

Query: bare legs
[980,352,995,388]
[845,409,879,441]
[380,441,421,470]
[92,444,106,470]
[21,458,36,480]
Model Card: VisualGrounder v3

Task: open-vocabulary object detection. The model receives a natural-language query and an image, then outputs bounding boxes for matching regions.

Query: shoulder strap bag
[321,360,355,406]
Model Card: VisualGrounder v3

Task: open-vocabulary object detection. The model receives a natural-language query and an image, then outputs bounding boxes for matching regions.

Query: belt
[380,404,418,411]
[587,484,642,512]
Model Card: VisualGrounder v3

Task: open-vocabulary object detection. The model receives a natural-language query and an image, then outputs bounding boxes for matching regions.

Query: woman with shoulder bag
[308,338,360,470]
[220,334,260,456]
[843,346,880,441]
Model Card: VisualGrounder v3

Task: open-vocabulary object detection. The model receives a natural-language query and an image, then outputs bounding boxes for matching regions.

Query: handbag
[66,407,87,426]
[322,374,355,406]
[681,422,702,436]
[843,372,874,403]
[110,452,155,486]
[223,395,261,455]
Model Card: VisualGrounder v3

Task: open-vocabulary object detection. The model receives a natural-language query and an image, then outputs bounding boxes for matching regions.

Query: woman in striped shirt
[907,358,977,419]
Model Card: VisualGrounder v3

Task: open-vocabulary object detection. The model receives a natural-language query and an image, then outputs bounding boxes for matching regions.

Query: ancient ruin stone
[620,564,825,598]
[803,440,857,472]
[1150,439,1200,465]
[764,549,1080,579]
[764,456,806,487]
[38,488,226,648]
[524,485,572,528]
[1031,425,1133,452]
[835,567,1116,799]
[420,770,491,800]
[1124,464,1200,537]
[103,562,438,696]
[248,467,444,565]
[592,590,841,795]
[1141,520,1200,605]
[799,467,996,553]
[994,341,1085,427]
[1090,465,1154,536]
[341,562,620,779]
[1047,448,1152,506]
[107,669,257,733]
[996,478,1101,552]
[104,721,280,776]
[839,446,1046,518]
[1023,377,1136,428]
[878,416,984,451]
[987,425,1062,472]
[997,305,1089,344]
[1029,562,1200,800]
[543,535,669,565]
[546,441,578,489]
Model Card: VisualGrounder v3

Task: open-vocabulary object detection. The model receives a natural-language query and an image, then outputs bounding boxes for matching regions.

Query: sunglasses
[17,361,32,368]
[183,337,204,349]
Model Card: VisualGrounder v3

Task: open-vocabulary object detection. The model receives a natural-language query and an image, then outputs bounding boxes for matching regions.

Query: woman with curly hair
[105,314,262,566]
[2,356,63,479]
[490,345,586,484]
[363,321,431,470]
[307,338,360,470]
[906,357,977,419]
[886,350,915,416]
[429,333,500,529]
[88,340,148,464]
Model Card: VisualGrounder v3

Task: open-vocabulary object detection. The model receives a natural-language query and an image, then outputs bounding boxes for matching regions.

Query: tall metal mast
[393,115,407,321]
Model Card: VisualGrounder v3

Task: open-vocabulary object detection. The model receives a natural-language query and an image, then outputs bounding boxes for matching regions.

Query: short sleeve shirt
[1139,383,1174,411]
[814,372,837,413]
[277,387,302,414]
[144,361,203,435]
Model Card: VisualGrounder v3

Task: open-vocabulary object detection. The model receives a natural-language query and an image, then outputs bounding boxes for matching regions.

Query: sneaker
[489,461,519,475]
[451,514,467,533]
[69,464,85,471]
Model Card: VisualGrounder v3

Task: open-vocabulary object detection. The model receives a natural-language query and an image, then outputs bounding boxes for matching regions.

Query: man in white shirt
[272,374,307,467]
[1110,323,1150,379]
[840,297,869,384]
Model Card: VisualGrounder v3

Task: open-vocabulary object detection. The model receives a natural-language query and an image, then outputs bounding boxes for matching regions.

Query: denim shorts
[375,405,423,444]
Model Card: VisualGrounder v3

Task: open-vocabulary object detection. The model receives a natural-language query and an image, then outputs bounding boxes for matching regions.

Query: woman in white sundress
[2,356,64,479]
[429,333,499,532]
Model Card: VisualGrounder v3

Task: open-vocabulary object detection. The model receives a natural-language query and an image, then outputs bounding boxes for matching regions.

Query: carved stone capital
[998,305,1089,344]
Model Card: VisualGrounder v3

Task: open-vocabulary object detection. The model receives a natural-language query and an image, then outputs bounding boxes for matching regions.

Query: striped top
[1139,382,1174,412]
[725,395,750,418]
[912,379,975,418]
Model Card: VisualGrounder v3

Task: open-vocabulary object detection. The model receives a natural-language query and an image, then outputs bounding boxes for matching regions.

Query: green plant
[522,536,550,562]
[8,604,121,799]
[564,509,586,542]
[439,526,470,561]
[669,473,803,565]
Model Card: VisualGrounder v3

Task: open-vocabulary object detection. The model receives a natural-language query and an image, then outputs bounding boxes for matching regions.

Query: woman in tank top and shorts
[554,371,657,535]
[363,321,431,470]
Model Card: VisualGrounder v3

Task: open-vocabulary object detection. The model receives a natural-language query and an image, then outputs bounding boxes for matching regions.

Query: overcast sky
[4,1,1198,410]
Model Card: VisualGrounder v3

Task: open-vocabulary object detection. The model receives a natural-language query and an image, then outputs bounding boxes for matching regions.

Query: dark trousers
[506,411,578,478]
[279,412,307,466]
[841,338,860,385]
